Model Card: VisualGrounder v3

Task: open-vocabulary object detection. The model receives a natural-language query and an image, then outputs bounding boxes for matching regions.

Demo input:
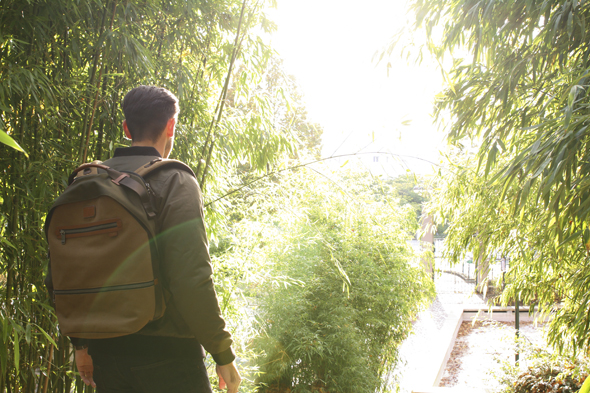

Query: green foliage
[494,342,589,393]
[227,55,324,160]
[224,168,435,393]
[401,0,590,354]
[429,149,590,352]
[0,0,298,391]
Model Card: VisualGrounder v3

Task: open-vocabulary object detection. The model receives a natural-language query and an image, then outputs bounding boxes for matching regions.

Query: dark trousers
[92,353,213,393]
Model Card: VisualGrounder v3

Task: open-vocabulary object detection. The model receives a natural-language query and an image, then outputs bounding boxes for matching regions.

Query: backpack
[44,157,195,339]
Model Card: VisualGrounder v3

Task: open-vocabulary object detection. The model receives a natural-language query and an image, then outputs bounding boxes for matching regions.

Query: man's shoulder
[146,161,197,185]
[143,159,196,181]
[148,162,201,203]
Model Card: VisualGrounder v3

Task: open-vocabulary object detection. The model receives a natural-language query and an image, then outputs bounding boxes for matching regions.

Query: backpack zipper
[59,221,119,245]
[54,280,154,295]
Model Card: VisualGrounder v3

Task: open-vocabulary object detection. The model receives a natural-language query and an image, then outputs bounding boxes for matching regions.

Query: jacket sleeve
[156,170,235,365]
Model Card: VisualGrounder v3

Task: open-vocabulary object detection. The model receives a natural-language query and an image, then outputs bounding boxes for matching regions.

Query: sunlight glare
[267,0,446,175]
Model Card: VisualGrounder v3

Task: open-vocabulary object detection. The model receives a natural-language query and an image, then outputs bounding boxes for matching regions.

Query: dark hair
[122,86,179,142]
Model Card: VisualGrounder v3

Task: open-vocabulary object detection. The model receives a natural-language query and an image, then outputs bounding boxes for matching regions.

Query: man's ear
[123,120,132,140]
[166,117,176,138]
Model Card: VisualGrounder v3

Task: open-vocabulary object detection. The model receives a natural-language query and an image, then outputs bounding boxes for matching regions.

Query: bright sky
[266,0,446,175]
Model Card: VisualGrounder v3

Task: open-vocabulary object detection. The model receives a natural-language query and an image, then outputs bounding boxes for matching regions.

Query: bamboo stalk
[35,342,51,393]
[41,344,53,393]
[93,63,110,160]
[78,3,110,162]
[200,28,249,188]
[188,39,210,130]
[204,151,437,207]
[197,0,248,188]
[82,1,117,164]
[196,2,248,181]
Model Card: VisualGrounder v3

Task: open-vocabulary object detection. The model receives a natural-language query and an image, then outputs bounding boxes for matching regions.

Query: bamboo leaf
[521,179,532,208]
[0,338,5,375]
[559,229,583,248]
[25,324,31,344]
[567,10,574,38]
[485,144,498,177]
[532,155,553,178]
[0,237,16,249]
[34,326,55,350]
[0,130,28,157]
[2,318,9,343]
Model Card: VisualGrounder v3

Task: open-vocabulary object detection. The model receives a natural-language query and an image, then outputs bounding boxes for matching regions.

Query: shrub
[494,341,589,393]
[245,169,435,393]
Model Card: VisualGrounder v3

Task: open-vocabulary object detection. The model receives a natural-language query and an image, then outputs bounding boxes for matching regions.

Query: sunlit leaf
[0,130,28,157]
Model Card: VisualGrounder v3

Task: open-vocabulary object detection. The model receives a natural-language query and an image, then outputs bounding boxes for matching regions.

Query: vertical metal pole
[432,243,435,281]
[501,257,506,291]
[514,296,520,366]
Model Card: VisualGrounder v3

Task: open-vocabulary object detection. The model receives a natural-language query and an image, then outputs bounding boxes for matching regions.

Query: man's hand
[75,347,96,388]
[216,362,241,393]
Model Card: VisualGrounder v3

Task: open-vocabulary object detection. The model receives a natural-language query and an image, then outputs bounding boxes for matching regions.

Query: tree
[401,0,590,353]
[0,0,295,391]
[226,55,323,161]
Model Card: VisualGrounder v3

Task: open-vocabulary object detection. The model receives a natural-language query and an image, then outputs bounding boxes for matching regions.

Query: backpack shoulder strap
[134,158,196,179]
[68,161,157,219]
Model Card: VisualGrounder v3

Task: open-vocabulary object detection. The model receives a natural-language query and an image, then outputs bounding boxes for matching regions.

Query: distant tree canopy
[404,0,590,354]
[389,175,428,222]
[370,174,428,233]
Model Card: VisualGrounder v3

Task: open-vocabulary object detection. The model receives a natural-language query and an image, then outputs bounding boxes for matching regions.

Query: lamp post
[514,295,520,366]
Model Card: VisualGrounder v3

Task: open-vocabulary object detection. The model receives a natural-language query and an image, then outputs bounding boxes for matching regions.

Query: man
[62,86,241,393]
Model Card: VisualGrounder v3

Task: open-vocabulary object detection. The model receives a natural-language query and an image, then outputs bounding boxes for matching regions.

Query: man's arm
[156,171,235,359]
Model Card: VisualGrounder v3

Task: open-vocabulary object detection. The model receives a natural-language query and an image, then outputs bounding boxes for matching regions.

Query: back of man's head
[123,86,179,143]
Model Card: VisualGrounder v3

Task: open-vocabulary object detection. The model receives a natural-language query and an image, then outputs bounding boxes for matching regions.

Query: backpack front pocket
[55,219,122,244]
[54,283,156,338]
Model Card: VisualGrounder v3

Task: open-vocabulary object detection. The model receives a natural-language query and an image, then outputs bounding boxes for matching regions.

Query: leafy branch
[205,151,438,207]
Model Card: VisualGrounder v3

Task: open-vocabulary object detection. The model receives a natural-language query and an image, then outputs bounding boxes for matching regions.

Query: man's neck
[131,138,166,158]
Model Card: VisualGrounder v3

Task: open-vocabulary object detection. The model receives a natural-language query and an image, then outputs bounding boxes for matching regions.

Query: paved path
[386,272,486,392]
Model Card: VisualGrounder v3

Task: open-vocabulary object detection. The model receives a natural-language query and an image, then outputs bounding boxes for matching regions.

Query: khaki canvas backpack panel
[45,158,195,339]
[48,195,156,338]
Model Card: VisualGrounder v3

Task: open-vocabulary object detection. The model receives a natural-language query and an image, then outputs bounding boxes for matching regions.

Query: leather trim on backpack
[72,160,103,181]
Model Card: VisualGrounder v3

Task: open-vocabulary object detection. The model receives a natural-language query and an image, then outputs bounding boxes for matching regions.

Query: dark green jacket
[47,146,234,365]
